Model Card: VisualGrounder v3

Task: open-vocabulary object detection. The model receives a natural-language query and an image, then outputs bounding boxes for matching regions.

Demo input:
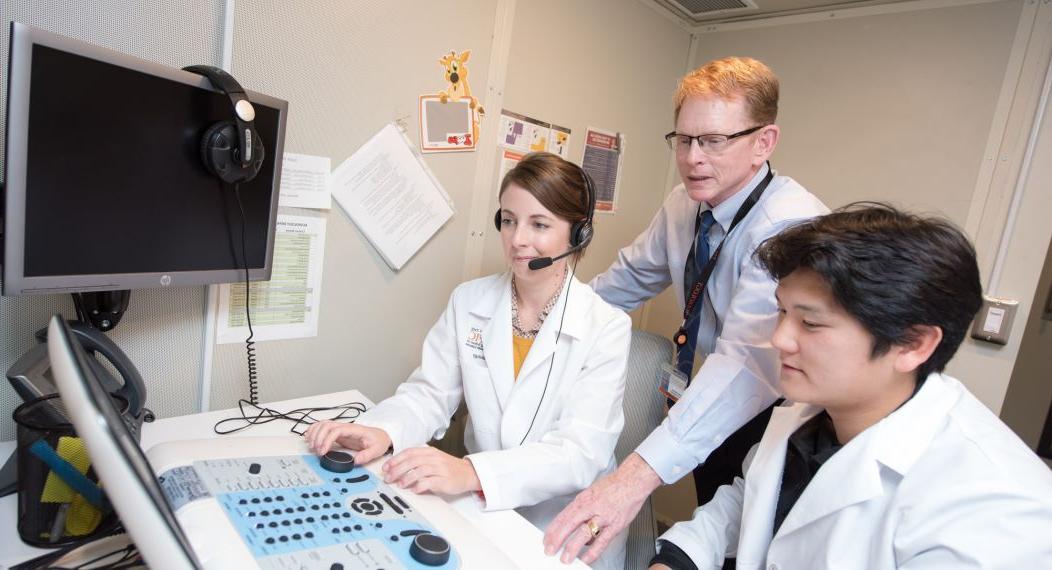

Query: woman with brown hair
[306,152,630,570]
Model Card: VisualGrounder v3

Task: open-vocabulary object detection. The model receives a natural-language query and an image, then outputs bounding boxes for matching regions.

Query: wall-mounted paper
[217,214,327,343]
[279,153,332,210]
[582,127,624,213]
[332,124,454,270]
[499,109,571,158]
[496,149,525,195]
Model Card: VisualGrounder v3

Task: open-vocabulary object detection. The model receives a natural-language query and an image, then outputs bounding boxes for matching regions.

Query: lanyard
[674,165,774,347]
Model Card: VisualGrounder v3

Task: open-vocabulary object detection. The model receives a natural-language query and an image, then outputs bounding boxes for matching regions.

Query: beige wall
[475,0,693,289]
[1001,230,1052,466]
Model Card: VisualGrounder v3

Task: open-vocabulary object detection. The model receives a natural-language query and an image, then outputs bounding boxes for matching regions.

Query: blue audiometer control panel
[158,453,459,569]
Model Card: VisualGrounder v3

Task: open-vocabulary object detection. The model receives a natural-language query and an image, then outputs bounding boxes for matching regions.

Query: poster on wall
[499,109,571,159]
[581,127,624,213]
[419,49,484,153]
[495,149,526,196]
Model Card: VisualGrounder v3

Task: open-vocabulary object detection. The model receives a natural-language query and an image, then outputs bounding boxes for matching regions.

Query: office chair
[616,329,674,570]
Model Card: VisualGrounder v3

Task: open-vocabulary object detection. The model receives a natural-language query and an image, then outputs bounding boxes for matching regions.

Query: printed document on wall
[582,127,624,213]
[331,123,454,270]
[216,214,327,344]
[279,153,332,210]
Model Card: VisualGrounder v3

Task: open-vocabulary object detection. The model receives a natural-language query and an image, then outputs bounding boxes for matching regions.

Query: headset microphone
[528,244,585,270]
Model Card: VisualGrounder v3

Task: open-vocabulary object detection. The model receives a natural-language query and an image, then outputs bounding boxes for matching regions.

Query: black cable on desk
[212,399,368,436]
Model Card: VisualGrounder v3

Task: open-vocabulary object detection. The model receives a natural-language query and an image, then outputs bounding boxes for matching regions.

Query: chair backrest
[616,329,674,570]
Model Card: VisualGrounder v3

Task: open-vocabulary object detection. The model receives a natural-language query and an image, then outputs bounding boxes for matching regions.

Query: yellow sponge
[39,436,91,503]
[39,436,102,537]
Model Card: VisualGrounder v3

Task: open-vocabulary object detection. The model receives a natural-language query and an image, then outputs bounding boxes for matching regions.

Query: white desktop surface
[1,390,588,569]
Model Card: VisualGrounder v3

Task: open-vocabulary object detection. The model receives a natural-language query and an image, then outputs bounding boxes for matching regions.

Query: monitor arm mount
[72,290,131,331]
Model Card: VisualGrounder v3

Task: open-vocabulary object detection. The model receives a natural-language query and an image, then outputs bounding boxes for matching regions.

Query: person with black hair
[650,203,1052,570]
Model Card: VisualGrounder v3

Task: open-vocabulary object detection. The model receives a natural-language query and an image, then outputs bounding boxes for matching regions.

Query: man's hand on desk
[544,453,663,566]
[383,447,481,496]
[303,420,392,464]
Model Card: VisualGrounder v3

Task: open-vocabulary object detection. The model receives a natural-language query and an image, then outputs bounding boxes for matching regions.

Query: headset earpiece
[571,166,596,248]
[569,220,593,248]
[200,121,265,184]
[494,209,503,232]
[183,65,265,185]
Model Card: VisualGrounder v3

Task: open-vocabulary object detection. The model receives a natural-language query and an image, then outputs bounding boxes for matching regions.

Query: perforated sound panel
[0,281,74,440]
[1,1,225,441]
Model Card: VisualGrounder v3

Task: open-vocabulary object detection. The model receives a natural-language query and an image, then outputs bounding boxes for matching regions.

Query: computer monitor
[47,315,200,568]
[3,22,288,296]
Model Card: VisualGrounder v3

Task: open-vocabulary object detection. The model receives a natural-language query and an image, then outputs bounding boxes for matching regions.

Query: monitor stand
[71,290,131,331]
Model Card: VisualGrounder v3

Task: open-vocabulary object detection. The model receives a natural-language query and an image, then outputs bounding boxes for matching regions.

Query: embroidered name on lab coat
[465,327,485,361]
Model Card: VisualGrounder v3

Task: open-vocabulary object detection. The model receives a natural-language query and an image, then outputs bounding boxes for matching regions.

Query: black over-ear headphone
[183,65,265,184]
[494,163,596,270]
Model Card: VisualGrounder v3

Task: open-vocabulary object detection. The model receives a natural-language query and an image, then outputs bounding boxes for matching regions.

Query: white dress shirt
[659,373,1052,569]
[591,165,828,483]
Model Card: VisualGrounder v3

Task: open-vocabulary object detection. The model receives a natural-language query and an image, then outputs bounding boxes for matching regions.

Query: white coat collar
[771,373,960,538]
[470,271,589,407]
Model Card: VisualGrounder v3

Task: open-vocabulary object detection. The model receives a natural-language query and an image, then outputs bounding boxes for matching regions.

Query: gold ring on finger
[586,519,600,538]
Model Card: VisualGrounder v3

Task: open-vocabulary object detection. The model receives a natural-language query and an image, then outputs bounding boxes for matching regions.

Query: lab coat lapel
[774,433,884,539]
[515,274,580,381]
[737,404,820,562]
[480,273,515,410]
[775,374,958,539]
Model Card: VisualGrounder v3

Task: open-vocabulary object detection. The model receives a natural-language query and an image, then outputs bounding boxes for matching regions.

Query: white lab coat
[660,373,1052,569]
[359,271,631,570]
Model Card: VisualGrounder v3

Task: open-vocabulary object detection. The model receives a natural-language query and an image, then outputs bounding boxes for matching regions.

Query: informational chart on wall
[581,127,624,213]
[217,214,327,343]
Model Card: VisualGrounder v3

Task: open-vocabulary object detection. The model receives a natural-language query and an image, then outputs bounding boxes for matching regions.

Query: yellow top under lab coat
[358,271,631,570]
[661,372,1052,569]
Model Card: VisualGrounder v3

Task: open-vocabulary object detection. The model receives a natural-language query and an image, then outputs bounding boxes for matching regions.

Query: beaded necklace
[511,268,566,339]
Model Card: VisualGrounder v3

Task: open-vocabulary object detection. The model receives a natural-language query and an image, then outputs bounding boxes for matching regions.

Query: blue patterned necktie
[676,209,717,379]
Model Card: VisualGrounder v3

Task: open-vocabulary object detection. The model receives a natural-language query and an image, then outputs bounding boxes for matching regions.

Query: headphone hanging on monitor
[182,65,265,184]
[494,163,596,270]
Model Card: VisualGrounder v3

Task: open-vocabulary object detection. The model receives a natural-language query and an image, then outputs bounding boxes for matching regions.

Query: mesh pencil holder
[13,394,123,548]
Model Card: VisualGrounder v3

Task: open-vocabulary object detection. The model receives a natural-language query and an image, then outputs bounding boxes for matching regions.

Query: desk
[2,390,587,569]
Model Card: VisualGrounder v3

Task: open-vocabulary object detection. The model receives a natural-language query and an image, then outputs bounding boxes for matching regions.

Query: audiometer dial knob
[320,450,355,473]
[409,533,450,566]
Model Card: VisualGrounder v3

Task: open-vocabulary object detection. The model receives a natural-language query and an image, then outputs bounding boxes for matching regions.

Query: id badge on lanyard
[660,165,775,403]
[657,362,690,402]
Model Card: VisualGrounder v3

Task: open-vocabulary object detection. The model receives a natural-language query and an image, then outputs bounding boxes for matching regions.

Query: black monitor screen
[4,23,287,294]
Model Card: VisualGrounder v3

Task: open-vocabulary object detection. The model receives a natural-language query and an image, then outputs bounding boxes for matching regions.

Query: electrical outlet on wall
[970,296,1018,345]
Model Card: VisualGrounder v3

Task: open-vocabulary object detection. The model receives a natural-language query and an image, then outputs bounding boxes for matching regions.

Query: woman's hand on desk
[303,420,392,465]
[383,447,482,496]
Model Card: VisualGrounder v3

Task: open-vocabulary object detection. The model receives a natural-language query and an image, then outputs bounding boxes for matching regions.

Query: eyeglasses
[664,125,766,155]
